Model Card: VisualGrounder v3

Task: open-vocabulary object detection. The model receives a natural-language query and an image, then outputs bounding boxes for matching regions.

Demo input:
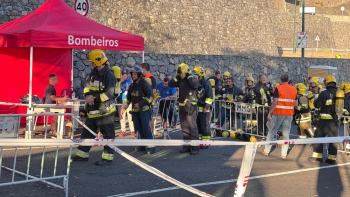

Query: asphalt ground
[1,120,350,197]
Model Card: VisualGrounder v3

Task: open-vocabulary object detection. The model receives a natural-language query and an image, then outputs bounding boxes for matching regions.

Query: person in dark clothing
[121,66,155,154]
[218,77,244,130]
[72,49,117,166]
[168,63,200,155]
[43,74,67,104]
[193,66,213,149]
[308,75,340,165]
[253,74,272,135]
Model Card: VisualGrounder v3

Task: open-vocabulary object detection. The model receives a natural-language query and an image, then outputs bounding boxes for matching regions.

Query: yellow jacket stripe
[100,93,110,102]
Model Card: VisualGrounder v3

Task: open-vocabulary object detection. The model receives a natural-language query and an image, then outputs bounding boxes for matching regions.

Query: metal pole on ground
[301,0,305,58]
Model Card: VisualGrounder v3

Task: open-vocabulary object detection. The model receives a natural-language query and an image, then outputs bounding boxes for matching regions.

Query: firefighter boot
[147,147,156,154]
[190,146,199,155]
[179,146,191,153]
[94,159,112,166]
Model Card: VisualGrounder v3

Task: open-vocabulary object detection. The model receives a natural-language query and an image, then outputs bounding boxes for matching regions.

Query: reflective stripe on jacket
[274,84,297,116]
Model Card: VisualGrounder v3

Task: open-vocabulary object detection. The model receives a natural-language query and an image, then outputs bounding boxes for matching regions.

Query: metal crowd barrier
[0,113,74,197]
[211,100,270,141]
[152,98,179,139]
[339,116,350,155]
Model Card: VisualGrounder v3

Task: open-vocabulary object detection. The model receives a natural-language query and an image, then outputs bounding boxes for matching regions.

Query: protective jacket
[315,86,337,120]
[253,82,271,106]
[84,66,116,119]
[124,78,153,113]
[198,77,213,112]
[295,94,311,123]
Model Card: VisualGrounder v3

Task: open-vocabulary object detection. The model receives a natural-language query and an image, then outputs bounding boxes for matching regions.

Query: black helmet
[130,66,143,75]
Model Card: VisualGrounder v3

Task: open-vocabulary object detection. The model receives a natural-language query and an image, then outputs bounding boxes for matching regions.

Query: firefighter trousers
[197,111,211,138]
[179,106,199,140]
[132,110,154,140]
[78,114,115,156]
[312,119,340,156]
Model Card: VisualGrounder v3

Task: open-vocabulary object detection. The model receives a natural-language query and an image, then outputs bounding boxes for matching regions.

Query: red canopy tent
[0,0,144,117]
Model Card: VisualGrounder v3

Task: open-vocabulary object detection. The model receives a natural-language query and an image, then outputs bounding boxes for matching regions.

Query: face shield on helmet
[177,63,190,74]
[86,49,108,67]
[193,66,205,77]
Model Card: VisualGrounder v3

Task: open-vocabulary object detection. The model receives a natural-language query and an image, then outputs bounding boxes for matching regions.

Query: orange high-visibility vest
[274,84,297,116]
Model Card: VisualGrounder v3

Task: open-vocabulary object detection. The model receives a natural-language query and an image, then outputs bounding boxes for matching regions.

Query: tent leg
[26,47,34,139]
[142,51,145,63]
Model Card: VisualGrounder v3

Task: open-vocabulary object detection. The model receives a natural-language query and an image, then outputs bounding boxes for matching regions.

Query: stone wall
[72,50,349,99]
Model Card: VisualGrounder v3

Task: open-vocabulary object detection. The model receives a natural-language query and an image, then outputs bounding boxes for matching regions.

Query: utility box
[308,65,338,88]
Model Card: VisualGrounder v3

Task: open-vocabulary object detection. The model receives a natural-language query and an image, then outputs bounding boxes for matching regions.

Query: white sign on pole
[315,35,320,41]
[74,0,90,16]
[297,32,308,48]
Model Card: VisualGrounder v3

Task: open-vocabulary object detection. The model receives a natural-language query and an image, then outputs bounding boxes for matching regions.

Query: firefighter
[121,66,155,154]
[242,77,255,103]
[218,77,244,130]
[72,49,116,166]
[308,75,340,165]
[253,74,272,135]
[339,82,350,115]
[295,83,314,138]
[194,66,213,149]
[308,77,322,130]
[208,71,222,124]
[222,71,231,87]
[168,63,200,155]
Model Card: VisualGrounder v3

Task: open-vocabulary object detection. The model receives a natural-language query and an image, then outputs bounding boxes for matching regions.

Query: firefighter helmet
[130,66,143,77]
[223,71,230,77]
[193,66,205,77]
[339,82,350,94]
[208,78,215,87]
[177,63,190,74]
[87,49,108,66]
[245,77,254,85]
[296,83,307,95]
[324,75,336,85]
[309,77,319,85]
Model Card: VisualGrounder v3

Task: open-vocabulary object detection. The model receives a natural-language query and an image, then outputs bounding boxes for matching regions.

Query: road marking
[108,162,350,197]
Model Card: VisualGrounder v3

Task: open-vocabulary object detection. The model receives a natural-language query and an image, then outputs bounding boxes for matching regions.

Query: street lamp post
[341,6,345,20]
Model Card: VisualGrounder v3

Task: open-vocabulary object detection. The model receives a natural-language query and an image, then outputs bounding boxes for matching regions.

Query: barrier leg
[234,143,257,197]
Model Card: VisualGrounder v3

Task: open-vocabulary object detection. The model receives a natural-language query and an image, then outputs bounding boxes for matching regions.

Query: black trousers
[78,114,115,155]
[179,106,199,140]
[197,111,211,138]
[312,119,340,156]
[159,100,175,125]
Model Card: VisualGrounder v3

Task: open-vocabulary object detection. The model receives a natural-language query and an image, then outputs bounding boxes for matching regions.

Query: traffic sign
[297,32,308,48]
[315,35,320,41]
[74,0,90,16]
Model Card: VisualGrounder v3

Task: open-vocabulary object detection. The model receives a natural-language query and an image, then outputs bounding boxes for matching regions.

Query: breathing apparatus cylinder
[112,66,121,94]
[335,89,344,118]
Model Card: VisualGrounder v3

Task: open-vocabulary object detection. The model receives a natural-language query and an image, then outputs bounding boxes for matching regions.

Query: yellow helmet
[339,82,350,94]
[296,83,307,95]
[177,63,190,74]
[324,75,336,85]
[309,77,319,85]
[223,71,230,77]
[87,49,108,66]
[245,77,254,85]
[208,78,215,87]
[193,66,205,77]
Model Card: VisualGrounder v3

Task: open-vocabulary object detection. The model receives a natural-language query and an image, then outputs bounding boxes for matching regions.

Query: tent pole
[71,49,74,94]
[26,46,34,139]
[142,51,145,63]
